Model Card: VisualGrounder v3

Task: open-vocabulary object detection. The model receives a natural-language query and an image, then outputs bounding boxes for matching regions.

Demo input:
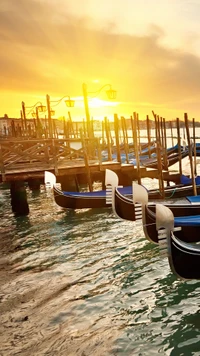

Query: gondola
[156,204,200,280]
[45,169,200,210]
[44,171,133,210]
[132,182,200,245]
[106,167,200,202]
[103,143,182,165]
[139,149,188,170]
[105,169,200,221]
[106,169,200,244]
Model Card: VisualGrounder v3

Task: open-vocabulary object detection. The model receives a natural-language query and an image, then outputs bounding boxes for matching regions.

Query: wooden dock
[0,134,182,216]
[0,137,180,184]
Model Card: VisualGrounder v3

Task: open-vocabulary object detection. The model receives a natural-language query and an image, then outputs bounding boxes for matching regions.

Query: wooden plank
[184,112,197,196]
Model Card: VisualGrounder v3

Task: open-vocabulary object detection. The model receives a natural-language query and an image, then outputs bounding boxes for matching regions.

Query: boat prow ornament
[105,169,121,206]
[132,182,148,224]
[105,169,119,188]
[44,171,56,189]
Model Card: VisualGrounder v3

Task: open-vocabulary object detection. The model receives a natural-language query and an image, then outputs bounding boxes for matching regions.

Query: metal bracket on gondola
[158,228,168,257]
[134,203,143,225]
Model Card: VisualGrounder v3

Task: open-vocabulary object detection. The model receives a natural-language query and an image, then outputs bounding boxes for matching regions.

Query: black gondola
[44,171,133,210]
[45,168,200,210]
[105,169,200,220]
[140,149,188,170]
[156,204,200,280]
[106,169,200,244]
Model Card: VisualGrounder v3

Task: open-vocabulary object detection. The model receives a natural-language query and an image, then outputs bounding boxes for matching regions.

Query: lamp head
[65,98,75,108]
[106,88,117,100]
[37,105,46,113]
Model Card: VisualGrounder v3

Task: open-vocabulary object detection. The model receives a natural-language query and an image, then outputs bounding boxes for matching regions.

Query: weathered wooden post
[152,112,165,197]
[136,114,141,154]
[46,94,53,138]
[114,114,121,163]
[28,179,41,191]
[184,112,197,196]
[80,129,93,192]
[104,117,112,161]
[68,111,76,138]
[121,116,129,163]
[162,118,168,170]
[10,181,29,216]
[192,118,197,176]
[132,112,141,184]
[170,121,174,147]
[21,101,27,132]
[52,138,58,175]
[176,117,182,177]
[82,83,91,138]
[146,115,151,158]
[20,110,24,135]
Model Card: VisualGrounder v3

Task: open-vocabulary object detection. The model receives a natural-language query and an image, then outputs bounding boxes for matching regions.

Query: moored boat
[156,204,200,280]
[105,169,200,221]
[45,170,200,210]
[44,171,132,210]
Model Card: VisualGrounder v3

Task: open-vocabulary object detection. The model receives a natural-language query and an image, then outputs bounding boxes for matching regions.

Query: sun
[88,98,118,108]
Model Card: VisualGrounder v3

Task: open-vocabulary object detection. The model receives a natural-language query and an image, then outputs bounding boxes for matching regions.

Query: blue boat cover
[186,195,200,204]
[180,174,200,185]
[175,214,200,226]
[63,185,133,197]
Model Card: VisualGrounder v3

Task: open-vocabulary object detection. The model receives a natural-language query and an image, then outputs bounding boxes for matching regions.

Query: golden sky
[1,0,200,121]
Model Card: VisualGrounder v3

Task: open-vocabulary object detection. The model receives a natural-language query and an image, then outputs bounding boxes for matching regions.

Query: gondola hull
[141,150,188,170]
[144,205,200,244]
[168,233,200,280]
[53,186,110,209]
[53,183,200,209]
[114,187,200,221]
[148,184,200,200]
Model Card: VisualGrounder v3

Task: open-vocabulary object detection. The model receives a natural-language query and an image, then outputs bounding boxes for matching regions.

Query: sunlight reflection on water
[1,155,200,355]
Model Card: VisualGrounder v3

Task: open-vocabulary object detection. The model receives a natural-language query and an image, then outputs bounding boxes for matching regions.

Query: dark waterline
[0,179,200,355]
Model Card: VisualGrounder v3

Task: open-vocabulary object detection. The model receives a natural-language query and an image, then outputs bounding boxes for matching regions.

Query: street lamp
[82,83,117,137]
[46,94,75,138]
[21,101,46,130]
[31,108,55,117]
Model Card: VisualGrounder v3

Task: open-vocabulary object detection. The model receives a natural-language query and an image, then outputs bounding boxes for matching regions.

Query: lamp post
[21,101,46,132]
[82,83,117,138]
[46,94,75,138]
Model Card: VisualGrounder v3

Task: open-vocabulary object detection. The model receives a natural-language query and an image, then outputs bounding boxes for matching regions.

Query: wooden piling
[52,139,58,175]
[10,181,29,216]
[104,117,112,161]
[146,115,151,158]
[192,118,197,176]
[114,114,121,163]
[162,118,168,172]
[60,174,79,192]
[153,112,165,197]
[80,129,93,192]
[121,116,129,163]
[176,117,183,177]
[184,113,197,196]
[169,121,174,147]
[28,179,41,191]
[132,112,141,184]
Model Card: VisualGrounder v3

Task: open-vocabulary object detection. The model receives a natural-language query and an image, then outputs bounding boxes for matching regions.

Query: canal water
[1,166,200,356]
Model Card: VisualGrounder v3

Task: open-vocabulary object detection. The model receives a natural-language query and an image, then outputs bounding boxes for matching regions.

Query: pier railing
[0,137,102,178]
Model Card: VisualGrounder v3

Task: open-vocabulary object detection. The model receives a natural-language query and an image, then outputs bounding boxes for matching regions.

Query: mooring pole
[10,181,29,216]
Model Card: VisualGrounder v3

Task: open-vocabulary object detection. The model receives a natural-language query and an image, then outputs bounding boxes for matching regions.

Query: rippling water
[1,170,200,355]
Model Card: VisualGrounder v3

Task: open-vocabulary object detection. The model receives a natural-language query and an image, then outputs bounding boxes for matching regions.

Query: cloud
[1,0,200,118]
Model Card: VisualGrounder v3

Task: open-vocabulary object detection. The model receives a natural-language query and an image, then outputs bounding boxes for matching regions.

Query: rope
[154,188,177,199]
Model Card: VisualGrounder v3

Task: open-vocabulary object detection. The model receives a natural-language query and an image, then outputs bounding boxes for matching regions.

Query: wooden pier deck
[0,137,181,184]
